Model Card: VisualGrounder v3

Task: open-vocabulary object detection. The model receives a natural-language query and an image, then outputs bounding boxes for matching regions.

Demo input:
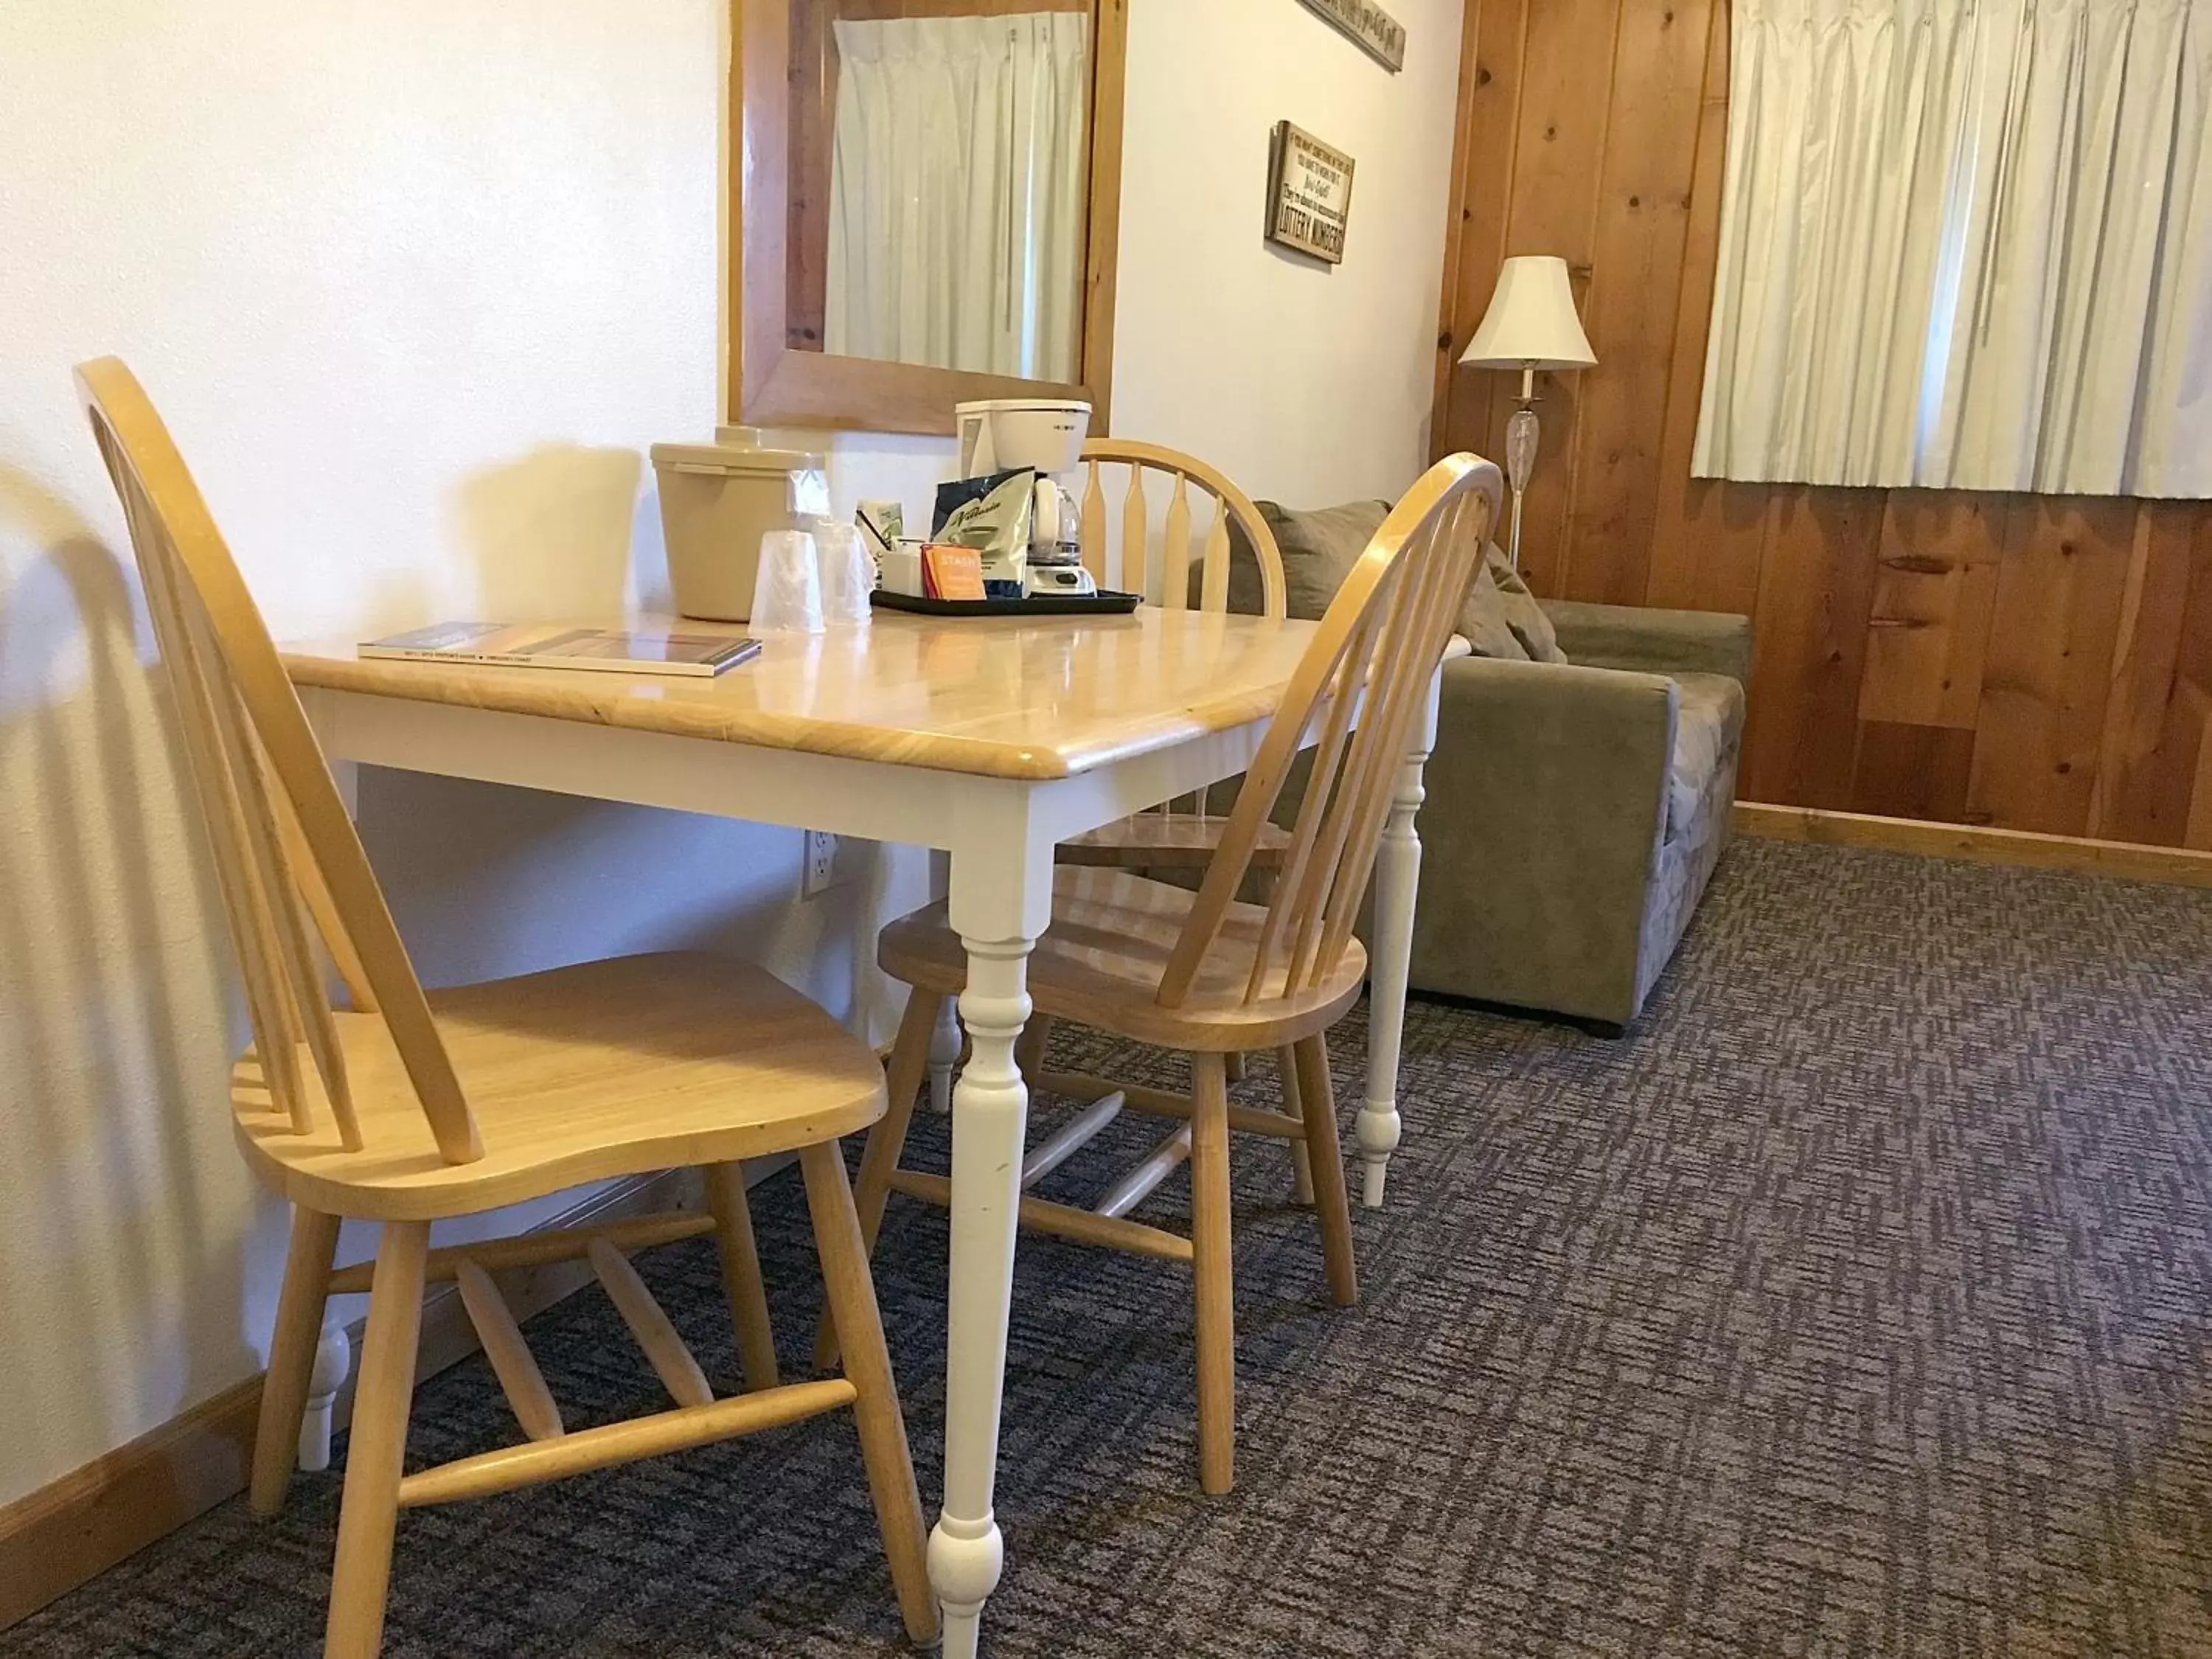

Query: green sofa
[1413,599,1750,1028]
[1233,500,1751,1031]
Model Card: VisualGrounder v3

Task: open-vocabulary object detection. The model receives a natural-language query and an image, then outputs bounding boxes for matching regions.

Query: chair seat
[233,952,887,1220]
[1060,813,1293,869]
[878,867,1366,1053]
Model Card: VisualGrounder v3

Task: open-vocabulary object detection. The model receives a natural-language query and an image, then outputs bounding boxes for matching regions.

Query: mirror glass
[784,1,1093,383]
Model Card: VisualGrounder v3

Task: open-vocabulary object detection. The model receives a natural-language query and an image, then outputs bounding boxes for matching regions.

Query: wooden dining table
[282,605,1447,1657]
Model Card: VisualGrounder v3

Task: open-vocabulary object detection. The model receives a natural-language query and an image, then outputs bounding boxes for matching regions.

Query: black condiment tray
[869,589,1143,619]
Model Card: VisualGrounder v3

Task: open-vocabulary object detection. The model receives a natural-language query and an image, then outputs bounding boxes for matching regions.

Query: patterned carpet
[10,838,2212,1658]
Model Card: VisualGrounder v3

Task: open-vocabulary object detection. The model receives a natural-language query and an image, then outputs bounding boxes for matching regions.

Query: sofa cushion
[1483,546,1568,664]
[1667,671,1746,842]
[1541,598,1753,681]
[1455,554,1530,660]
[1225,499,1389,619]
[1235,504,1551,663]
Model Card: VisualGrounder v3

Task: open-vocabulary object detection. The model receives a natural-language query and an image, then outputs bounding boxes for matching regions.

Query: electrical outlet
[801,829,840,897]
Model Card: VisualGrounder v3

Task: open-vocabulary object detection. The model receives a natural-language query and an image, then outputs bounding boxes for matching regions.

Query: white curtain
[825,13,1089,382]
[1694,0,2212,497]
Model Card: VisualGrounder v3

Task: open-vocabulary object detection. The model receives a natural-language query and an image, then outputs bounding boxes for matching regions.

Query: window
[1693,0,2211,498]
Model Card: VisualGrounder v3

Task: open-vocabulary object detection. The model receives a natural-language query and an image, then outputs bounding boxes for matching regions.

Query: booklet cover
[360,622,761,678]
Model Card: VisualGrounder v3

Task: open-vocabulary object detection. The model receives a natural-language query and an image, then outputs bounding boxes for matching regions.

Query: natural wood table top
[279,610,1329,781]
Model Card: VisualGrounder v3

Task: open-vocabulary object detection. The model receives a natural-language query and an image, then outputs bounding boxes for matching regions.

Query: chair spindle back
[1158,453,1503,1011]
[77,357,483,1164]
[1076,439,1287,617]
[1076,439,1287,824]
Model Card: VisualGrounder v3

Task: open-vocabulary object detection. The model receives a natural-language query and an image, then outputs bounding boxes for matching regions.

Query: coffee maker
[953,397,1096,597]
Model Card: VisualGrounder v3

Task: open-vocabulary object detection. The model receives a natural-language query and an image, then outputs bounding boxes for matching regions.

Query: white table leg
[296,1315,352,1472]
[1357,670,1441,1209]
[930,806,1051,1658]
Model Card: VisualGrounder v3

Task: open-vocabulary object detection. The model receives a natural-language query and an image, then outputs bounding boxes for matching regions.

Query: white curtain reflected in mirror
[823,11,1089,381]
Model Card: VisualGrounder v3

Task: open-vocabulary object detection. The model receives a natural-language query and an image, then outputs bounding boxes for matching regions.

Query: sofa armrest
[1269,657,1674,838]
[1402,657,1680,1021]
[1431,657,1677,837]
[1540,599,1753,684]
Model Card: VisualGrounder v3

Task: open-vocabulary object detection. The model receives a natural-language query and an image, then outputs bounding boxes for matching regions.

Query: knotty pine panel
[1857,491,2004,730]
[1742,487,1885,807]
[1433,0,1527,462]
[1966,497,2138,835]
[1432,0,2212,847]
[2141,518,2212,849]
[1557,0,1714,605]
[1483,0,1619,597]
[2087,503,2211,845]
[1851,721,1975,823]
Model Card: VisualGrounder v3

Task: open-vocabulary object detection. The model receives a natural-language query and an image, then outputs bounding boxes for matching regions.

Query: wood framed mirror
[730,0,1127,436]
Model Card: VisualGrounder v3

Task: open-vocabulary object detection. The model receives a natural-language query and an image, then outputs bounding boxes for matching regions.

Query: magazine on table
[359,622,760,678]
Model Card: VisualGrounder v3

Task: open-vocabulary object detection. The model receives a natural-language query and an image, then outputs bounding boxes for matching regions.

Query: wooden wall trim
[1433,0,2212,855]
[0,1377,262,1634]
[1078,0,1127,434]
[0,1163,771,1632]
[1736,802,2212,889]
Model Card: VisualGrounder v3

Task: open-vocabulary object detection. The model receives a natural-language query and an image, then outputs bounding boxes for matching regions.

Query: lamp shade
[1459,255,1597,371]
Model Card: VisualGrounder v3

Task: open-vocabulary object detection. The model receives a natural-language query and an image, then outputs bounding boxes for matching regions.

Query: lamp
[1458,255,1596,571]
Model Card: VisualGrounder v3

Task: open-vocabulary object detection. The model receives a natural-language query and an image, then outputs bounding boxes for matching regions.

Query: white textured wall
[0,0,1461,1510]
[1112,0,1464,504]
[0,0,944,1509]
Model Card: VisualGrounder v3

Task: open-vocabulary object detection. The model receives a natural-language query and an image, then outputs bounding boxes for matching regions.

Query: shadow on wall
[453,442,644,619]
[361,770,867,998]
[0,462,271,1499]
[372,440,897,1021]
[368,439,669,987]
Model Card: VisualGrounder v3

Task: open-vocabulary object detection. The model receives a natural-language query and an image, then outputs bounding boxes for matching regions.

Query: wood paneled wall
[1430,0,2212,848]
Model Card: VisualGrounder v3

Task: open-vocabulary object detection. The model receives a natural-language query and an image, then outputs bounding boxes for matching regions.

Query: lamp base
[1503,403,1540,573]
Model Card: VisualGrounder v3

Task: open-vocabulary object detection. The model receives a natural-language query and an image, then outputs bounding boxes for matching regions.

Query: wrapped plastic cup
[750,529,824,633]
[815,521,876,627]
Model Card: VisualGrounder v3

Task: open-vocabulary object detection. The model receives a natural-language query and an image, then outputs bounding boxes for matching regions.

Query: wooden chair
[847,451,1502,1494]
[75,358,936,1658]
[1056,440,1292,1096]
[1060,438,1288,874]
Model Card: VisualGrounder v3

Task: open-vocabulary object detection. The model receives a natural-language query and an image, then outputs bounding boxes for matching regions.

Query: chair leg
[704,1162,779,1392]
[323,1220,428,1659]
[816,987,941,1374]
[1292,1035,1358,1307]
[1189,1051,1237,1495]
[1279,1045,1315,1206]
[251,1204,341,1517]
[1225,1050,1248,1084]
[799,1141,939,1646]
[1014,1010,1054,1088]
[928,995,961,1115]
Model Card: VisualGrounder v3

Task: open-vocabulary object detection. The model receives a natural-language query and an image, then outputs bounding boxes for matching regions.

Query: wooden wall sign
[1297,0,1406,72]
[1265,122,1356,264]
